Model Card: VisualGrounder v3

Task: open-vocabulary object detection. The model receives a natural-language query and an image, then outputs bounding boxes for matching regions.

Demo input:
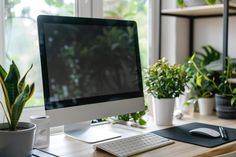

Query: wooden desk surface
[44,114,236,157]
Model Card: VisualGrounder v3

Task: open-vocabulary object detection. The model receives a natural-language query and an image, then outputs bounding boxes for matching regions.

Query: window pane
[103,0,148,67]
[5,0,75,107]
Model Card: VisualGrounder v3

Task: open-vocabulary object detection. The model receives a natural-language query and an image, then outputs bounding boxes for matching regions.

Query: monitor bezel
[37,15,144,111]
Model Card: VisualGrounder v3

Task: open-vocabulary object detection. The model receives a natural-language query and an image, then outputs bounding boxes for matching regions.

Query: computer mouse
[189,127,220,138]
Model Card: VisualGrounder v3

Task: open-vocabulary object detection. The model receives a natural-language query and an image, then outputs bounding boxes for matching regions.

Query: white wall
[161,0,177,64]
[161,0,189,64]
[195,17,236,58]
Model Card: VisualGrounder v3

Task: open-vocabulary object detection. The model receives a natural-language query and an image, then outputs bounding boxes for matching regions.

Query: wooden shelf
[162,4,236,17]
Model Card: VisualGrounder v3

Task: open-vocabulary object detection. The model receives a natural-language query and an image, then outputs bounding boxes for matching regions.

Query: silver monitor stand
[64,121,121,143]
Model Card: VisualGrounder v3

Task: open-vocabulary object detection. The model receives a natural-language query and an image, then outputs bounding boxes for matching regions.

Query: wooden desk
[44,114,236,157]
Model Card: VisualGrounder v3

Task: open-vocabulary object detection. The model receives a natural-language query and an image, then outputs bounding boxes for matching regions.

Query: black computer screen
[38,16,143,109]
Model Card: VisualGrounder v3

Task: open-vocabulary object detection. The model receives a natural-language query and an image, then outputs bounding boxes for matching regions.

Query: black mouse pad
[152,122,236,148]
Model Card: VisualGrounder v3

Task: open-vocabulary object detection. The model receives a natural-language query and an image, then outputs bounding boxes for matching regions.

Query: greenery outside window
[103,0,148,67]
[4,0,75,107]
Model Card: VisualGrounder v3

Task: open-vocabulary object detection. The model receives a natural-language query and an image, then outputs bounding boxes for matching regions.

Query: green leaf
[11,85,31,130]
[5,61,20,107]
[196,75,202,87]
[28,83,35,98]
[138,118,146,126]
[0,75,11,116]
[233,88,236,94]
[18,64,33,93]
[0,64,7,80]
[118,114,130,121]
[231,97,236,106]
[131,113,139,122]
[206,0,216,5]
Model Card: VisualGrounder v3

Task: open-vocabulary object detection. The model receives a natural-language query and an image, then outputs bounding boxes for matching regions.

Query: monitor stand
[64,121,121,143]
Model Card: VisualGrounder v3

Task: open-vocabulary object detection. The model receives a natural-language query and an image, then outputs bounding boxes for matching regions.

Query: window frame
[0,0,159,122]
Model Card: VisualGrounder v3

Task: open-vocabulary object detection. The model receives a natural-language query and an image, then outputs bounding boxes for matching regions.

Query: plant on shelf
[177,0,185,8]
[190,52,236,119]
[145,58,189,125]
[205,0,216,5]
[0,61,36,157]
[184,45,220,115]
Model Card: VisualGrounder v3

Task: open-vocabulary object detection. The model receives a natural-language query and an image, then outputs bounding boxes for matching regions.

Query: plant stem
[225,58,232,94]
[190,54,221,93]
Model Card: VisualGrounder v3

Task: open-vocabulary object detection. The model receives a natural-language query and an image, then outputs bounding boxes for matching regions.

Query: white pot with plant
[190,53,236,119]
[0,61,35,157]
[176,0,216,8]
[184,46,221,116]
[186,71,216,116]
[145,58,189,126]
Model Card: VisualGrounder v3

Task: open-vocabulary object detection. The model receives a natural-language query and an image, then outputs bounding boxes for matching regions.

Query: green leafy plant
[0,61,34,130]
[145,58,189,99]
[184,46,220,101]
[190,52,236,105]
[117,106,147,126]
[205,0,216,5]
[176,0,185,8]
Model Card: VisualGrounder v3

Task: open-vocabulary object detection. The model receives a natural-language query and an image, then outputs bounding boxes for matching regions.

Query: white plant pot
[184,0,206,7]
[153,97,175,126]
[198,98,215,115]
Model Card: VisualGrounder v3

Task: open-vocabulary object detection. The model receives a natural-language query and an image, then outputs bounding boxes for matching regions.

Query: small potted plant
[185,46,221,115]
[190,53,236,119]
[177,0,216,8]
[0,61,35,157]
[194,72,216,115]
[205,0,217,5]
[145,58,189,126]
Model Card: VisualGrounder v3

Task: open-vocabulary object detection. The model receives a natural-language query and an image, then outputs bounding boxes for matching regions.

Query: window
[0,0,159,120]
[4,0,75,107]
[103,0,148,67]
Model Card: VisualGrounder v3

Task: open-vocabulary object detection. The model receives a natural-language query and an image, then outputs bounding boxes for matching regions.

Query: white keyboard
[93,133,174,157]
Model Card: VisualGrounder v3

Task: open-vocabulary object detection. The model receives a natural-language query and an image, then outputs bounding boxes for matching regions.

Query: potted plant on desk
[185,46,220,115]
[193,72,216,115]
[0,61,35,157]
[190,53,236,119]
[144,58,189,126]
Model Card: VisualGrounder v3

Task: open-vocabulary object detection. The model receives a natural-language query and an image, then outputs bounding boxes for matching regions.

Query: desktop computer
[37,15,145,142]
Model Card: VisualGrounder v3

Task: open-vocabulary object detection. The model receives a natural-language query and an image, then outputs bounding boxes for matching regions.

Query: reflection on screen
[44,23,139,102]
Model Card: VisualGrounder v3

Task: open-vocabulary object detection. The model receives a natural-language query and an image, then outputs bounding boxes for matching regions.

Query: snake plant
[0,61,34,130]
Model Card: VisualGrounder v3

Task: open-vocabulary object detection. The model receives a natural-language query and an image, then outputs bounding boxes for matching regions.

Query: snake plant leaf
[5,61,20,107]
[11,85,31,130]
[0,64,7,79]
[28,83,35,98]
[0,75,11,115]
[11,83,34,130]
[18,64,33,93]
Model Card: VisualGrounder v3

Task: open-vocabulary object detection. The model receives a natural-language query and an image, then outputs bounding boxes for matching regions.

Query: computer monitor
[37,15,145,142]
